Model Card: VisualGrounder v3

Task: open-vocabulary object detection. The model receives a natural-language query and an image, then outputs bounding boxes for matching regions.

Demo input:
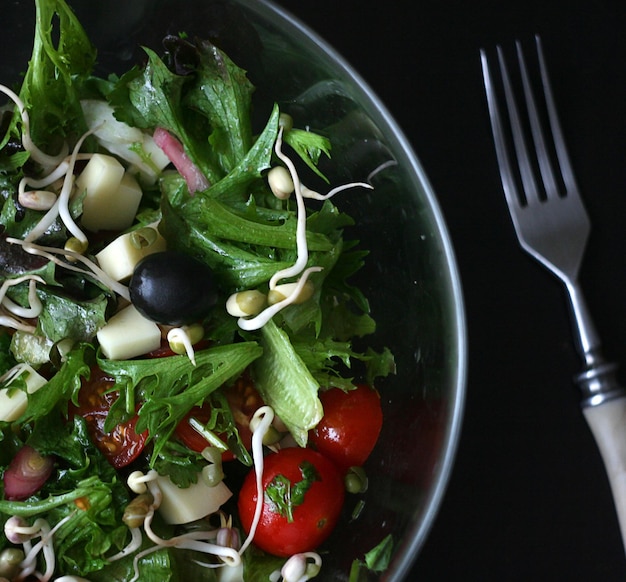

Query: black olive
[129,251,218,326]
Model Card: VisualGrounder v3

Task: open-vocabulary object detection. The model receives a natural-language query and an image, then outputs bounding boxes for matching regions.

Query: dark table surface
[277,1,626,580]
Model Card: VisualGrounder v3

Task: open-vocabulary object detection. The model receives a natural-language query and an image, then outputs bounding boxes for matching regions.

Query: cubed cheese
[77,155,143,232]
[96,228,167,282]
[0,365,47,422]
[156,473,233,524]
[96,304,161,360]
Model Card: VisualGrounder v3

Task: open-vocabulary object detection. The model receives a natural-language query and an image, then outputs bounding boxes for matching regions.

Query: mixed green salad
[0,0,396,580]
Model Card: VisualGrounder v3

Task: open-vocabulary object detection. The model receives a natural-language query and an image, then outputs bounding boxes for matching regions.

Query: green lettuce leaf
[283,127,331,182]
[185,39,255,173]
[3,0,96,151]
[251,319,322,446]
[16,342,92,423]
[98,341,262,460]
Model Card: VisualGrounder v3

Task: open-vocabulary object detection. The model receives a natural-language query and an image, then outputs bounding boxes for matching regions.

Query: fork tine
[535,35,579,194]
[494,45,544,206]
[516,40,561,199]
[480,49,524,211]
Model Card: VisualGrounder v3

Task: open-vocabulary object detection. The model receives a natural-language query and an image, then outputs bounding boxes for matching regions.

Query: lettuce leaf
[251,319,322,446]
[97,341,263,461]
[3,0,96,151]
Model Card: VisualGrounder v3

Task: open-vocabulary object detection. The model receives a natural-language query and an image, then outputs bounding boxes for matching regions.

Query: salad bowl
[0,0,466,580]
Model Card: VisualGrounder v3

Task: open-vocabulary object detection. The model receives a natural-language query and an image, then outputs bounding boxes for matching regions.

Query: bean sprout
[0,275,44,319]
[238,405,275,554]
[4,513,75,582]
[270,126,310,290]
[6,237,130,301]
[24,126,100,246]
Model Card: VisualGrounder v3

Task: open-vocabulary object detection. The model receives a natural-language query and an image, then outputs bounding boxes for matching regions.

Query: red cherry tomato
[175,374,263,461]
[237,447,344,557]
[309,384,383,472]
[69,367,147,469]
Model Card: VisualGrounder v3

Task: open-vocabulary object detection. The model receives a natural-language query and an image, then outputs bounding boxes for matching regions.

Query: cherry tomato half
[309,384,383,472]
[237,447,344,557]
[69,367,147,469]
[175,374,263,461]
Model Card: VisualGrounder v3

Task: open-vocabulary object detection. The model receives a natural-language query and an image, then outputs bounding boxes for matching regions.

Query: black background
[277,1,626,580]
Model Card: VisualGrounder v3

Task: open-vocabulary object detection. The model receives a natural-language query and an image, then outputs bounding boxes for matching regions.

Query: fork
[481,36,626,553]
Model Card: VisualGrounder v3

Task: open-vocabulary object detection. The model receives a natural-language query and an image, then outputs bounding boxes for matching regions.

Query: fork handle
[568,282,626,551]
[582,394,626,553]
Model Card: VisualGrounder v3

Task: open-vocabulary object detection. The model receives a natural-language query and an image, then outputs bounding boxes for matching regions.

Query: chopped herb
[265,461,320,522]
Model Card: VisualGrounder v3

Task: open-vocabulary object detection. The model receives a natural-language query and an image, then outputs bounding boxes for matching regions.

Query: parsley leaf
[152,440,207,488]
[348,534,394,581]
[265,460,320,522]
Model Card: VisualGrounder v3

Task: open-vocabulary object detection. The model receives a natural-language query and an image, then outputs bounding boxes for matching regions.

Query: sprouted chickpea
[270,552,322,582]
[17,188,57,211]
[166,323,204,365]
[267,165,294,200]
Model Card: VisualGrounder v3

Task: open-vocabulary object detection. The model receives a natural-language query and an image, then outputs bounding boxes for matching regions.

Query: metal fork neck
[566,280,601,367]
[566,280,626,407]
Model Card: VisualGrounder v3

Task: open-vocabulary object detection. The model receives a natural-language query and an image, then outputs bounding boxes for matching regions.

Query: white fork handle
[583,396,626,553]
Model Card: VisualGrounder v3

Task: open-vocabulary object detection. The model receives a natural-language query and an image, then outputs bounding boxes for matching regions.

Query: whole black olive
[129,250,218,326]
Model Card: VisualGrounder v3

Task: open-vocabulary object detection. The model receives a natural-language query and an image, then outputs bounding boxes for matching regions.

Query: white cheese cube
[0,365,47,422]
[96,228,167,282]
[77,155,143,232]
[156,473,233,524]
[96,304,161,360]
[76,154,124,230]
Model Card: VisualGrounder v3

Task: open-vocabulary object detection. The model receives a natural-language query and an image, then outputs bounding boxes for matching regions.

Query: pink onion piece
[153,127,210,194]
[4,445,54,501]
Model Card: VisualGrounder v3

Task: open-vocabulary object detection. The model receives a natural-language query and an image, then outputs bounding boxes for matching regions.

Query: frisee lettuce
[3,0,96,151]
[98,341,263,462]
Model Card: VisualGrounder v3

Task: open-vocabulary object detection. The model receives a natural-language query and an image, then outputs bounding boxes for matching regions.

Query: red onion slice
[4,445,54,501]
[153,127,210,194]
